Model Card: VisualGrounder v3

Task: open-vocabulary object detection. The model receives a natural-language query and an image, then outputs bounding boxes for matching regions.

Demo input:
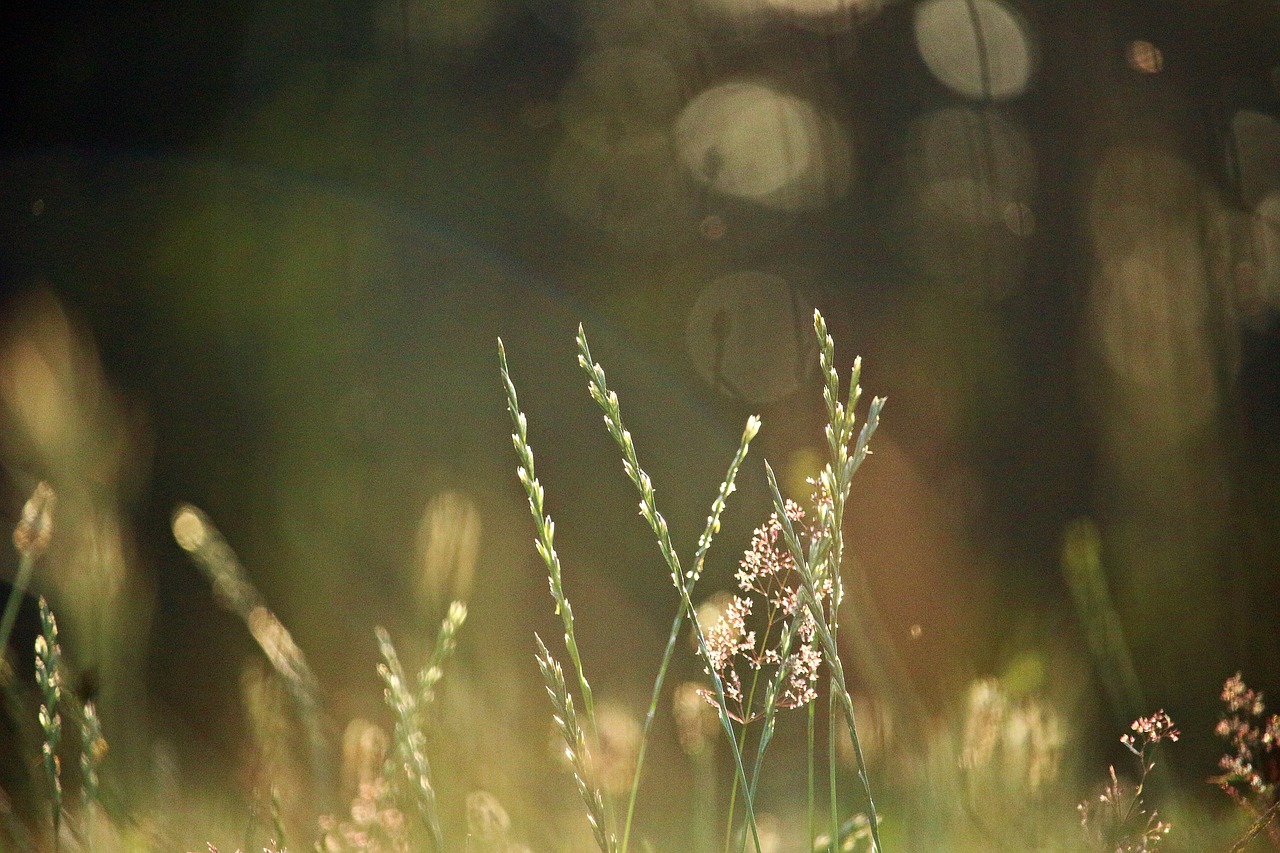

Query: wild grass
[0,313,1277,852]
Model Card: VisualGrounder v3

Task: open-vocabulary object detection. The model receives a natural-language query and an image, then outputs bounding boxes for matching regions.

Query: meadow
[0,310,1275,853]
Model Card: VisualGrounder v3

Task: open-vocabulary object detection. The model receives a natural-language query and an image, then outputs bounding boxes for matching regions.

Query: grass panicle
[576,324,761,853]
[35,597,63,850]
[375,600,467,853]
[728,312,882,853]
[535,633,616,853]
[498,338,601,743]
[419,600,468,710]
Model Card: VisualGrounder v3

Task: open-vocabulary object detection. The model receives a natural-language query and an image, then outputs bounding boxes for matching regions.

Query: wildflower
[1121,710,1179,755]
[1211,672,1280,813]
[1080,711,1177,852]
[696,491,832,724]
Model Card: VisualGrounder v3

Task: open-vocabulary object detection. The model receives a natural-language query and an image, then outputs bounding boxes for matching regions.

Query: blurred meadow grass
[0,307,1276,853]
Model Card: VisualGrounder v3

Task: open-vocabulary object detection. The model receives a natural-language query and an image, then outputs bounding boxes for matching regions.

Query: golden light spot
[914,0,1035,100]
[676,81,852,212]
[1126,40,1163,74]
[415,491,481,615]
[171,505,208,553]
[783,447,824,501]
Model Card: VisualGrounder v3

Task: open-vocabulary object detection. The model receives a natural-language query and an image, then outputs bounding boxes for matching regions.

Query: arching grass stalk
[499,338,615,844]
[498,340,600,731]
[766,459,883,853]
[575,327,763,853]
[731,311,881,853]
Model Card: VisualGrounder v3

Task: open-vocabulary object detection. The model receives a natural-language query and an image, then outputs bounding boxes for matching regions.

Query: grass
[0,311,1277,852]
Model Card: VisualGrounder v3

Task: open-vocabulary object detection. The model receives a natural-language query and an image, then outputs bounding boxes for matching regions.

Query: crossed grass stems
[5,312,1280,851]
[500,308,885,853]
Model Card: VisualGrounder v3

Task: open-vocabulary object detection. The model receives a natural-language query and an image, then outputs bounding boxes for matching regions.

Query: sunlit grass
[0,315,1277,853]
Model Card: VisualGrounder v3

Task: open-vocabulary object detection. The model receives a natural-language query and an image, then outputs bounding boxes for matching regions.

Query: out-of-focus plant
[1079,710,1179,852]
[1211,673,1280,850]
[375,601,467,853]
[35,597,63,849]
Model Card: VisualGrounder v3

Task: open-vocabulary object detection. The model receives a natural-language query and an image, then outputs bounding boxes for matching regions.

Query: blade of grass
[536,634,617,853]
[499,339,600,735]
[1227,798,1280,853]
[765,462,882,853]
[576,327,762,853]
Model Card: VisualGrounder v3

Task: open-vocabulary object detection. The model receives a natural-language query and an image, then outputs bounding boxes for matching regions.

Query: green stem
[827,687,839,853]
[576,329,761,853]
[808,703,817,853]
[0,552,35,662]
[619,418,757,853]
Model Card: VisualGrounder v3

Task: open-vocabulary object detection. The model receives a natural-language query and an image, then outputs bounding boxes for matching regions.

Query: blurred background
[0,0,1279,849]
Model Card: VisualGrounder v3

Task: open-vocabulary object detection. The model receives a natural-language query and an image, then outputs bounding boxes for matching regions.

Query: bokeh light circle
[911,107,1035,228]
[685,270,817,404]
[1231,110,1280,208]
[559,48,683,151]
[913,0,1034,100]
[675,80,852,212]
[1126,40,1163,74]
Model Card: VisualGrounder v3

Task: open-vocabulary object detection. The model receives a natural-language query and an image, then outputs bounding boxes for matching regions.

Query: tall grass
[500,310,884,853]
[2,317,1278,853]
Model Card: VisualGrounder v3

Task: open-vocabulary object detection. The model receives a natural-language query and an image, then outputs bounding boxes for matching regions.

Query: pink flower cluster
[1212,672,1280,802]
[699,494,831,724]
[1121,709,1179,755]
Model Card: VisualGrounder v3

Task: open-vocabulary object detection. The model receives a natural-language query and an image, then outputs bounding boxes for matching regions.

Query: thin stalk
[827,689,838,853]
[499,340,601,734]
[1228,798,1280,853]
[576,328,762,853]
[769,463,881,853]
[808,703,817,853]
[0,551,34,662]
[617,417,757,853]
[725,609,783,853]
